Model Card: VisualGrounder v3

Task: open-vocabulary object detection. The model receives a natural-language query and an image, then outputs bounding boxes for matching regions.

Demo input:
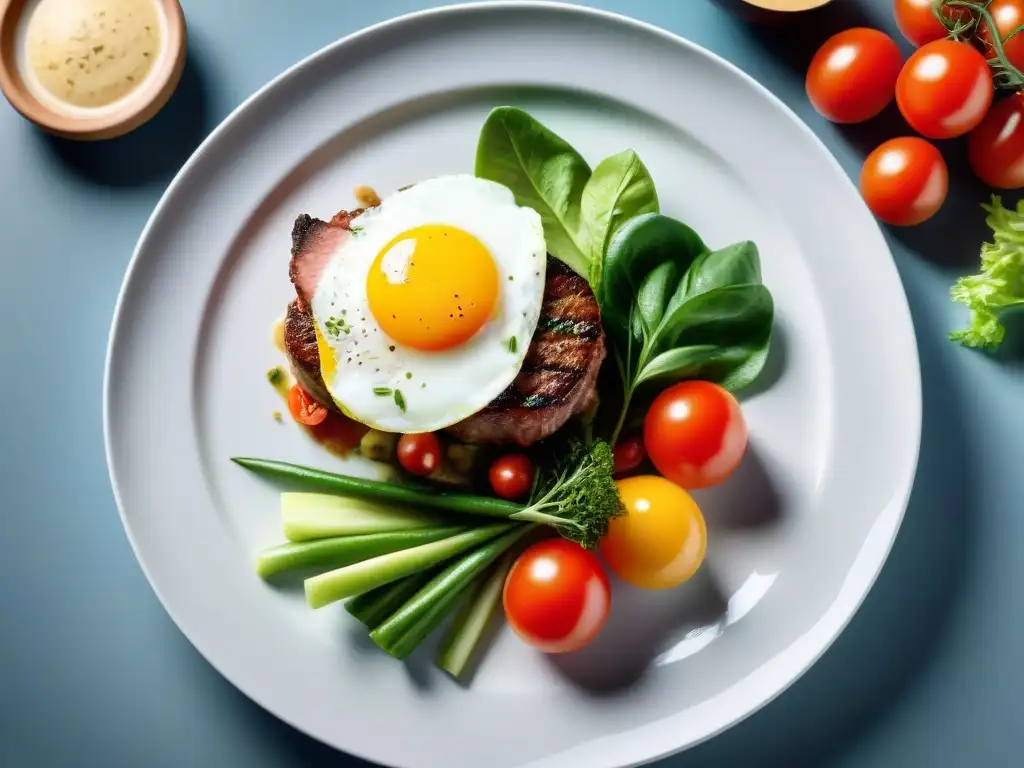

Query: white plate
[103,3,922,767]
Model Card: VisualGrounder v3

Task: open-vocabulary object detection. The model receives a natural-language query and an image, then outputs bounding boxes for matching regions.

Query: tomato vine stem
[940,0,1024,89]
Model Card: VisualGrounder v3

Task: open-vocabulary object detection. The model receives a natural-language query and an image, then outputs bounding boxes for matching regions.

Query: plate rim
[103,2,923,765]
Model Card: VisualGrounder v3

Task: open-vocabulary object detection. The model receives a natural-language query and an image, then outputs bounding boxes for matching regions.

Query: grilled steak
[282,210,606,446]
[445,258,605,445]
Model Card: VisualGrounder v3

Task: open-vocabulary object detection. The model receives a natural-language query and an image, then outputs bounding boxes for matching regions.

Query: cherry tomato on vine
[806,28,904,123]
[979,0,1024,71]
[613,434,646,475]
[489,453,534,500]
[896,39,993,139]
[503,538,611,654]
[643,381,748,490]
[287,384,328,426]
[894,0,972,47]
[396,433,443,477]
[860,137,948,226]
[968,94,1024,188]
[601,476,707,590]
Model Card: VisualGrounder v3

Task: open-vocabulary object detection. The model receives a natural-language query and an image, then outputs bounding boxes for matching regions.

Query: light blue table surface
[1,0,1020,765]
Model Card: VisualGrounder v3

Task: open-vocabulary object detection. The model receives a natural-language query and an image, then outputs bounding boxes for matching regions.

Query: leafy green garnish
[325,316,351,337]
[510,438,622,550]
[394,389,407,412]
[266,366,284,385]
[601,214,774,443]
[950,195,1024,350]
[373,387,392,396]
[508,335,517,354]
[475,107,592,277]
[579,149,659,295]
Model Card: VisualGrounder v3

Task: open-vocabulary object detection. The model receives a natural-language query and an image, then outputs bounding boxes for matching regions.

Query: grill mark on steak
[444,258,605,445]
[282,209,606,446]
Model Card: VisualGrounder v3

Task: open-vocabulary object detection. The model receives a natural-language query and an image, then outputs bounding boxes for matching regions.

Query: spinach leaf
[600,213,708,350]
[580,150,660,295]
[603,217,774,444]
[475,107,592,277]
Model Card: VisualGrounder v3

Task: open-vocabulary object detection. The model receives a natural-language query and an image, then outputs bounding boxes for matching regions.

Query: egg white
[309,175,547,432]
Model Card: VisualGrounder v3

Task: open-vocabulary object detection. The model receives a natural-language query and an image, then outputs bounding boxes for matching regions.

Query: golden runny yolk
[366,225,499,351]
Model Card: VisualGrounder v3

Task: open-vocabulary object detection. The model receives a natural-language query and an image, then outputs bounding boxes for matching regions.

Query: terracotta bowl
[0,0,186,140]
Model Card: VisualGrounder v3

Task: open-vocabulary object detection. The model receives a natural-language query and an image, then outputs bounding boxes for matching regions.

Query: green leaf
[603,216,775,444]
[677,241,762,303]
[655,283,774,354]
[635,261,681,339]
[475,107,592,277]
[601,213,708,348]
[949,195,1024,350]
[580,150,660,294]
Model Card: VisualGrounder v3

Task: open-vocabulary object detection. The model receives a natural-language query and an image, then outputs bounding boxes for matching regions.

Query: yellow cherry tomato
[600,475,707,590]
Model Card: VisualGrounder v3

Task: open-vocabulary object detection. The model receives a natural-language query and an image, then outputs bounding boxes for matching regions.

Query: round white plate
[104,3,922,767]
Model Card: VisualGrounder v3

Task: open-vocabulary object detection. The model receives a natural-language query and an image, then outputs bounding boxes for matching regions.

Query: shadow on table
[34,41,211,188]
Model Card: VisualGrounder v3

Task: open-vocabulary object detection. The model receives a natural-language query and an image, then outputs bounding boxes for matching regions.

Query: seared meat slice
[288,209,363,310]
[445,258,605,446]
[282,210,606,446]
[284,299,334,408]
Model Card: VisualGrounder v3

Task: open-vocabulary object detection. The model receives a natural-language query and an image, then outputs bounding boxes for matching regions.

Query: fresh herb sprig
[325,315,351,337]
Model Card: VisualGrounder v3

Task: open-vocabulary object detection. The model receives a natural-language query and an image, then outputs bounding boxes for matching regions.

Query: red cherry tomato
[287,384,328,426]
[979,0,1024,71]
[968,94,1024,189]
[502,538,610,654]
[643,381,748,490]
[613,434,646,475]
[806,28,903,123]
[860,137,948,226]
[896,39,993,139]
[894,0,972,47]
[396,433,443,477]
[489,453,534,500]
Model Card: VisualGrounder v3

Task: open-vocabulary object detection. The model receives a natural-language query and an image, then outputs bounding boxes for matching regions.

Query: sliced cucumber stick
[255,525,466,579]
[436,547,519,679]
[282,492,447,541]
[304,523,513,609]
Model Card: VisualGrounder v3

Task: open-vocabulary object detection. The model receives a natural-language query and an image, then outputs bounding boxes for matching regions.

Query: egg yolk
[366,225,499,352]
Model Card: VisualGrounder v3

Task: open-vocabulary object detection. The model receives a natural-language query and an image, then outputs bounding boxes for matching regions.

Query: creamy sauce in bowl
[18,0,165,115]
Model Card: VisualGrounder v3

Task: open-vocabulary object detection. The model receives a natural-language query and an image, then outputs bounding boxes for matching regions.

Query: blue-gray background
[1,1,1020,765]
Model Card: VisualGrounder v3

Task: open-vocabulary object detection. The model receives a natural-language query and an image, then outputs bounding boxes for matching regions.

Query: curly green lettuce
[950,196,1024,350]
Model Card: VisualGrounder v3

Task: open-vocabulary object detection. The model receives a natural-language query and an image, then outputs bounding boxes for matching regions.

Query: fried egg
[310,175,546,432]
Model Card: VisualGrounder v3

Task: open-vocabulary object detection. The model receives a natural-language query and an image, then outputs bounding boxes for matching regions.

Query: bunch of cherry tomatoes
[805,0,1024,225]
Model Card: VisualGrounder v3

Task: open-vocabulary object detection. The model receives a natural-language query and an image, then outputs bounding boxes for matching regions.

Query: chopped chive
[405,372,412,380]
[373,387,392,396]
[394,389,407,412]
[508,336,517,354]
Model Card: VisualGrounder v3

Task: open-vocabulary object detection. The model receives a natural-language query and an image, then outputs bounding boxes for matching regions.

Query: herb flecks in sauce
[25,0,163,110]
